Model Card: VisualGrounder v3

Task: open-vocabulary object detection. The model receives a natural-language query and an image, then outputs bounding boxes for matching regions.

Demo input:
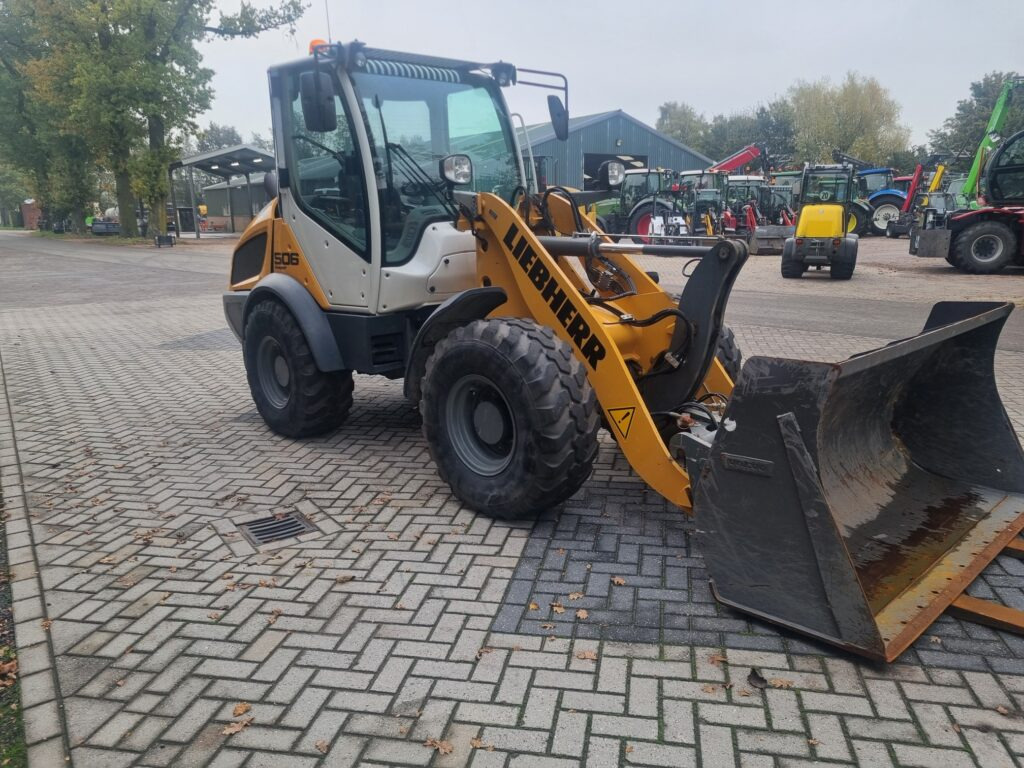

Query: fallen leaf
[528,602,539,611]
[575,609,589,620]
[261,578,280,587]
[701,684,718,694]
[550,602,565,615]
[557,548,566,555]
[99,555,116,564]
[387,533,399,540]
[625,744,634,753]
[928,635,942,644]
[267,608,283,625]
[115,679,125,687]
[568,592,584,601]
[222,716,254,735]
[168,566,177,573]
[423,738,453,755]
[769,678,795,689]
[315,739,329,754]
[232,702,251,717]
[40,619,52,631]
[575,650,598,661]
[807,738,820,746]
[207,613,221,621]
[0,660,17,688]
[708,653,728,667]
[951,722,962,733]
[997,705,1010,716]
[470,737,494,750]
[476,647,493,659]
[540,623,555,630]
[747,668,767,689]
[737,688,753,697]
[611,577,626,586]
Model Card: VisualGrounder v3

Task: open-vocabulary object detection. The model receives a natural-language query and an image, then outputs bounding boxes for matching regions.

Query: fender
[867,189,907,205]
[628,196,673,221]
[244,273,345,372]
[403,286,507,402]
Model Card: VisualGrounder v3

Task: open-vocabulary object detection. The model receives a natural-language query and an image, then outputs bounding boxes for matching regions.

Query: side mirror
[299,71,337,133]
[263,169,279,198]
[547,95,568,141]
[596,160,625,190]
[440,154,473,186]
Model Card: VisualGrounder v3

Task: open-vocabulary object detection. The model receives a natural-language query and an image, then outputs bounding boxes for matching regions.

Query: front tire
[953,221,1017,274]
[421,318,600,519]
[243,300,353,437]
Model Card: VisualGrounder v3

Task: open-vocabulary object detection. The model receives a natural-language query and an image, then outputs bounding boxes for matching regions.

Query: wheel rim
[847,212,859,233]
[872,203,900,228]
[970,234,1004,263]
[635,213,652,243]
[446,374,516,476]
[257,337,291,409]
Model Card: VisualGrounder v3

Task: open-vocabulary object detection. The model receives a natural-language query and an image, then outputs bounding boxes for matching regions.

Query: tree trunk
[148,115,168,236]
[114,168,137,237]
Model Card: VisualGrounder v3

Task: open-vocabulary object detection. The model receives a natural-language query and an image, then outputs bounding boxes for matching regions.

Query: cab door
[987,130,1024,204]
[272,65,376,309]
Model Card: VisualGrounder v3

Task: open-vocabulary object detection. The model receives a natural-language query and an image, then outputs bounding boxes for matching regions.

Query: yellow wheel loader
[781,164,859,279]
[224,41,1024,661]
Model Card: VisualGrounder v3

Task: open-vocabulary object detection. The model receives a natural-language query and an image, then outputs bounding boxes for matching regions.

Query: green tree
[197,122,244,152]
[4,0,304,237]
[789,73,910,165]
[928,72,1024,168]
[656,101,709,155]
[702,112,758,165]
[0,164,28,226]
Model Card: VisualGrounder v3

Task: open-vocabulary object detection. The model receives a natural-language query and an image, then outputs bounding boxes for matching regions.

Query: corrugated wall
[532,113,707,189]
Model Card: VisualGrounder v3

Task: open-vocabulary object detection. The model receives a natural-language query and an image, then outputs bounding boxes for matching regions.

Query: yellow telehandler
[223,41,1024,661]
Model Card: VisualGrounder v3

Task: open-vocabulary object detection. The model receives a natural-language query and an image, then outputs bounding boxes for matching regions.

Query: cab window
[285,72,369,259]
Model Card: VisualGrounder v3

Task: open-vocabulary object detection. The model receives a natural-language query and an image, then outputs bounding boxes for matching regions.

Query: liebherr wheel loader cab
[225,41,1024,662]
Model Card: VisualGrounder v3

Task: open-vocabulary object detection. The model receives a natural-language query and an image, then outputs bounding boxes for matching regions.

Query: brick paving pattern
[2,232,1024,767]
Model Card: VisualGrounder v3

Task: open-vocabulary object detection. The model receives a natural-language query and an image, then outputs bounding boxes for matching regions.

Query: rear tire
[952,221,1016,274]
[781,240,805,278]
[869,195,905,236]
[243,300,353,437]
[830,236,858,280]
[421,318,600,520]
[629,203,672,243]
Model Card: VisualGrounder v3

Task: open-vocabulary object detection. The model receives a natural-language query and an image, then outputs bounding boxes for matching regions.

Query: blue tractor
[832,150,907,236]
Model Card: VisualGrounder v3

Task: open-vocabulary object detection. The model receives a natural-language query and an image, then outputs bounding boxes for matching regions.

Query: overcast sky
[199,0,1023,153]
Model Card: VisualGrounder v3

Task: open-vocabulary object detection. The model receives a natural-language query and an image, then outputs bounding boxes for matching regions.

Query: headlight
[440,155,473,186]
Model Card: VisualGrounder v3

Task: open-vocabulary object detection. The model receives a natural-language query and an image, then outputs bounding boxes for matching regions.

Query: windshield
[804,172,851,204]
[353,70,521,264]
[621,172,661,208]
[859,171,893,195]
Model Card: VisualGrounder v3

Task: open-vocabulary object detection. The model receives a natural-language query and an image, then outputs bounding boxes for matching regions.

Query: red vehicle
[911,129,1024,273]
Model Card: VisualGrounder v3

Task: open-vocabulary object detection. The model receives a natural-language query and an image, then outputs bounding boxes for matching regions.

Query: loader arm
[466,192,739,510]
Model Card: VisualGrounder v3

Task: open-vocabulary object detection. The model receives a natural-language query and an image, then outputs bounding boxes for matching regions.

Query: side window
[287,74,369,258]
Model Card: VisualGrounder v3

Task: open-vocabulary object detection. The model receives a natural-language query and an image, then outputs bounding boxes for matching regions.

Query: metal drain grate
[238,512,318,546]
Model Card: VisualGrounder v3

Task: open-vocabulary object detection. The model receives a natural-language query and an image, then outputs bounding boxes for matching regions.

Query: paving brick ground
[3,231,1024,767]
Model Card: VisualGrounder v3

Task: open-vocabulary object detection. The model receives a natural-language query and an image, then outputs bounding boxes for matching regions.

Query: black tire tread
[716,325,742,381]
[421,318,600,519]
[952,221,1017,275]
[244,300,353,438]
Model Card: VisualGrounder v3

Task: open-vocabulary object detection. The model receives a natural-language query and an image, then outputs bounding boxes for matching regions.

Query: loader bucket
[693,302,1024,661]
[748,224,795,255]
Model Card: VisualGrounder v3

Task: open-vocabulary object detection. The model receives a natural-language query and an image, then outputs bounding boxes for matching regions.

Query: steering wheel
[819,189,832,202]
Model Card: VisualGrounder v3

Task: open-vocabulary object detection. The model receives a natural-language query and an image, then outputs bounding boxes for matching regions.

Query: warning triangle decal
[608,407,636,439]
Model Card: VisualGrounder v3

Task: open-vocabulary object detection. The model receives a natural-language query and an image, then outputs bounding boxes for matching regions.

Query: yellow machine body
[795,204,846,238]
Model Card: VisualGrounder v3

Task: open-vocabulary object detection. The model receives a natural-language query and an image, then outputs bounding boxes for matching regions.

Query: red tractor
[911,129,1024,274]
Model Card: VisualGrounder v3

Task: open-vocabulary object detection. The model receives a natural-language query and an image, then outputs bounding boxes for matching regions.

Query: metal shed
[522,110,712,190]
